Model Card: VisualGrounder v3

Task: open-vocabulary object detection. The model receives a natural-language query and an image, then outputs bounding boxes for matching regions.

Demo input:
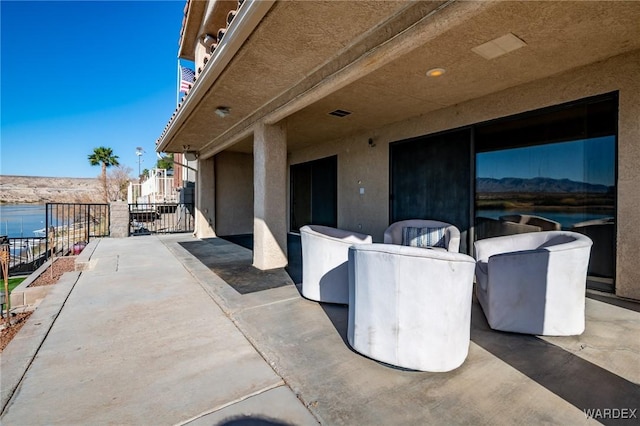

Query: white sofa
[347,244,476,372]
[474,231,593,336]
[383,219,460,252]
[300,225,372,304]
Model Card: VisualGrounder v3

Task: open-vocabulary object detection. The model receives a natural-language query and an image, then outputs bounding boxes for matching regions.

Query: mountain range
[477,177,612,193]
[0,175,103,204]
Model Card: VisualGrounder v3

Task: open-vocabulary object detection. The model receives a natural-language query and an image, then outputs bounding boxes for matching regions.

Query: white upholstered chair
[347,244,476,372]
[474,231,593,336]
[300,225,372,304]
[383,219,460,252]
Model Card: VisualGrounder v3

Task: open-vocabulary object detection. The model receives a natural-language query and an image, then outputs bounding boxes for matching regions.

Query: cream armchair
[383,219,460,252]
[347,244,476,372]
[474,231,592,336]
[300,225,372,304]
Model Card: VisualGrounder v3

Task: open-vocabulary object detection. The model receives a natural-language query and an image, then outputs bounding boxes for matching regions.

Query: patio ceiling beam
[198,0,494,159]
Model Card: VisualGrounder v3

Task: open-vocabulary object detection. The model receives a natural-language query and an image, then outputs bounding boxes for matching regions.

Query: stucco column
[253,121,288,270]
[195,156,216,238]
[616,81,640,301]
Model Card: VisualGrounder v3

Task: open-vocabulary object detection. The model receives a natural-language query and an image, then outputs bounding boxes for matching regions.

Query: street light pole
[136,147,144,177]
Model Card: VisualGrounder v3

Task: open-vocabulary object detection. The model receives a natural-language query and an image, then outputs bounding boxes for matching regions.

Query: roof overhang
[158,0,640,157]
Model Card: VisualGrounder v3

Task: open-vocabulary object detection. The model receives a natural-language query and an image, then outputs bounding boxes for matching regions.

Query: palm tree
[88,146,120,202]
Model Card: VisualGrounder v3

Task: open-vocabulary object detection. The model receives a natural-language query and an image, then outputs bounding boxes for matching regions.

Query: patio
[1,234,638,424]
[173,235,639,424]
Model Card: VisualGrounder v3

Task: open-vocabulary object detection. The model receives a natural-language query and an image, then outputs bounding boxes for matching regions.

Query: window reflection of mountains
[477,177,613,194]
[476,177,614,211]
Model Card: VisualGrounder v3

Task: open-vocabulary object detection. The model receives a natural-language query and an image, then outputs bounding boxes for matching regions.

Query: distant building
[156,0,640,301]
[127,168,177,204]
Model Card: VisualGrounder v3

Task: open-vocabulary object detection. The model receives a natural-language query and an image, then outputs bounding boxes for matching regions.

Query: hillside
[0,175,104,204]
[476,177,612,194]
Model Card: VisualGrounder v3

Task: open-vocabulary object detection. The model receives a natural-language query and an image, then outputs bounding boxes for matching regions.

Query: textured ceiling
[160,0,640,155]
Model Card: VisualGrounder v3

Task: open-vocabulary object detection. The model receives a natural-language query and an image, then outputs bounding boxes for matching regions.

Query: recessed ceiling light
[426,68,446,77]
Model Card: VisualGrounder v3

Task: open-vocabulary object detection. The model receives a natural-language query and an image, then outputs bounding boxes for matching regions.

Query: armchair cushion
[401,226,446,248]
[384,219,460,252]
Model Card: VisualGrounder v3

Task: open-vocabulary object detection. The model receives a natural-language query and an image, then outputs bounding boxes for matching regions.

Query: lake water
[0,204,46,238]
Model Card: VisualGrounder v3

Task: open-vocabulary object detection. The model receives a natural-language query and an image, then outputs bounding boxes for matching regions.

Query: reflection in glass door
[474,94,617,291]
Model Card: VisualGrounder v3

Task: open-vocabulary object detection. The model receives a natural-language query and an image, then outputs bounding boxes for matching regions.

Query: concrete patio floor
[1,234,638,425]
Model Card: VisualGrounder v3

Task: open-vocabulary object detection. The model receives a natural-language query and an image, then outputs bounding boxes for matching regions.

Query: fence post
[109,201,129,238]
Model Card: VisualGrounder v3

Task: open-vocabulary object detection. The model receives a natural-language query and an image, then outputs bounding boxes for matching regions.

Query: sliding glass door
[475,93,617,290]
[389,92,617,290]
[290,156,337,233]
[390,128,472,253]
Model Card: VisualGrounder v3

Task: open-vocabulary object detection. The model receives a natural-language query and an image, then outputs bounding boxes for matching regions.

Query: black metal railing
[129,203,194,235]
[2,203,109,276]
[5,236,47,275]
[45,203,110,259]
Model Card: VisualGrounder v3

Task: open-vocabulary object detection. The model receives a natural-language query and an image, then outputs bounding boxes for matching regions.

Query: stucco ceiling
[160,0,640,156]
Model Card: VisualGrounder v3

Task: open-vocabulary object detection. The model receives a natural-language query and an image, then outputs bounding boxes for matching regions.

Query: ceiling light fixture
[426,68,446,77]
[214,106,230,118]
[184,151,198,161]
[202,34,216,46]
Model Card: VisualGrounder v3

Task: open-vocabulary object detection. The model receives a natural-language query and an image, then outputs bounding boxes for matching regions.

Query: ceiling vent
[329,109,352,117]
[471,33,527,60]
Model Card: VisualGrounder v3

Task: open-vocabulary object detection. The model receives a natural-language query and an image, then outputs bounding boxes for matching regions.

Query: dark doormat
[179,238,296,295]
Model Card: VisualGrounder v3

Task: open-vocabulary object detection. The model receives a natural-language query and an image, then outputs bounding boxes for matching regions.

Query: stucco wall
[195,157,216,238]
[215,151,253,235]
[288,49,640,299]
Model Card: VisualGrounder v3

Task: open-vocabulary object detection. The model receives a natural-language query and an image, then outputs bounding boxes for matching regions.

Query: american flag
[180,66,195,93]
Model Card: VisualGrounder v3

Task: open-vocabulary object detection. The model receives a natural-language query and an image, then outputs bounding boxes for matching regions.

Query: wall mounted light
[215,106,231,117]
[426,68,446,77]
[368,138,376,148]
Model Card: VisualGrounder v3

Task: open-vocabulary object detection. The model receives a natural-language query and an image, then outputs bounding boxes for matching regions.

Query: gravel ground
[1,256,76,352]
[28,257,76,287]
[0,312,32,352]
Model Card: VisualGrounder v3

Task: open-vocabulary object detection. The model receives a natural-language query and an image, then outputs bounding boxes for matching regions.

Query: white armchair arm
[300,225,372,304]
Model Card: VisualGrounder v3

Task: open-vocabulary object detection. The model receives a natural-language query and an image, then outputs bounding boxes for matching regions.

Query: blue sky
[476,136,615,186]
[1,0,189,178]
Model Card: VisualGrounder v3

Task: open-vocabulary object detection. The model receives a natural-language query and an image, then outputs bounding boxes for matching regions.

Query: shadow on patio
[173,234,639,425]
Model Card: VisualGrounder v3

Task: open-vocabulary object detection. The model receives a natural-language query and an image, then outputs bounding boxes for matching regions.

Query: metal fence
[45,203,110,258]
[129,203,194,235]
[4,203,109,276]
[4,236,47,276]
